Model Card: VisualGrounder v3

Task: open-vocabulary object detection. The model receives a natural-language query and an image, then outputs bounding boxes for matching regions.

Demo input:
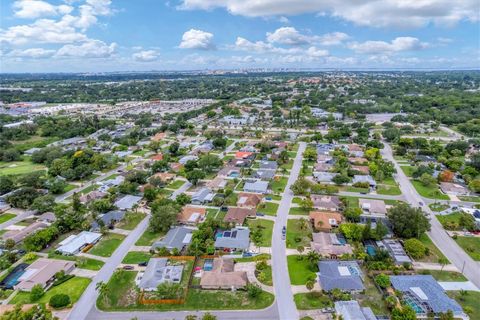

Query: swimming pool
[365,245,376,256]
[204,259,214,271]
[0,263,28,289]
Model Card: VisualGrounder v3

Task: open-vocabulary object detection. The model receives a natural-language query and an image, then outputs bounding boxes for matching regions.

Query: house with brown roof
[348,157,368,165]
[352,165,369,174]
[3,222,48,244]
[79,190,108,204]
[311,232,353,258]
[200,258,248,290]
[224,207,256,225]
[237,193,263,208]
[310,195,342,212]
[14,258,75,291]
[348,144,363,152]
[150,172,176,183]
[314,163,333,172]
[177,206,206,225]
[170,162,182,172]
[150,153,163,161]
[309,211,344,231]
[207,177,228,190]
[359,199,388,224]
[440,182,469,196]
[151,132,167,142]
[235,151,255,160]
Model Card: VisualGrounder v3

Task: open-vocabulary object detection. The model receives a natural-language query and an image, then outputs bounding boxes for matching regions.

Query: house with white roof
[57,231,102,255]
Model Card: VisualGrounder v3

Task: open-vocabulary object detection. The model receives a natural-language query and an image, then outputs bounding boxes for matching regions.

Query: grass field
[458,196,480,203]
[271,177,288,193]
[418,233,449,263]
[419,269,467,281]
[257,202,279,216]
[289,207,310,215]
[448,291,480,318]
[247,219,273,247]
[0,213,15,224]
[400,165,415,177]
[48,251,105,271]
[89,233,125,257]
[287,255,318,285]
[11,276,91,305]
[454,236,480,261]
[116,212,145,230]
[135,229,165,246]
[0,160,46,176]
[436,212,464,230]
[166,180,185,190]
[411,180,449,200]
[97,270,274,311]
[429,203,450,212]
[294,292,333,310]
[122,251,152,264]
[286,218,312,249]
[377,185,402,195]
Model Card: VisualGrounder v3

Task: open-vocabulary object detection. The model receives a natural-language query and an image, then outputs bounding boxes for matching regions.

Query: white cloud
[132,50,159,62]
[317,32,349,46]
[234,37,273,53]
[179,0,479,28]
[13,0,73,19]
[56,39,116,58]
[266,27,310,45]
[348,37,428,54]
[8,47,56,58]
[179,29,215,50]
[305,46,329,57]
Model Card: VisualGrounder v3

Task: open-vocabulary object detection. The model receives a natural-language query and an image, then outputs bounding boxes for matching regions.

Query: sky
[0,0,479,72]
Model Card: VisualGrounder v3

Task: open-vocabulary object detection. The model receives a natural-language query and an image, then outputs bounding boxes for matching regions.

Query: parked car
[256,212,265,216]
[138,261,148,267]
[123,265,134,270]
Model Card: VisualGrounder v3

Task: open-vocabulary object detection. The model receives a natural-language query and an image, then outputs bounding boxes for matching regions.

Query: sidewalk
[412,261,459,272]
[439,281,480,291]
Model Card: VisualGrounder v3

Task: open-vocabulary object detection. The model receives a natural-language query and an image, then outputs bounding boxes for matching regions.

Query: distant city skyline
[1,0,479,72]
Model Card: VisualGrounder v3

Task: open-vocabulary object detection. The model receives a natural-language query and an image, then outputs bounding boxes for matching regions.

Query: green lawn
[166,180,185,190]
[11,276,91,305]
[64,184,77,193]
[89,233,125,257]
[280,160,294,170]
[429,203,450,212]
[292,197,303,204]
[411,180,450,200]
[458,196,480,203]
[122,251,152,264]
[419,270,467,281]
[271,177,288,193]
[377,185,402,195]
[233,253,271,262]
[447,291,480,318]
[289,207,310,215]
[287,255,318,285]
[79,183,98,195]
[0,213,15,224]
[400,165,416,177]
[0,160,46,176]
[247,219,273,247]
[256,265,272,286]
[436,212,464,230]
[346,186,370,193]
[294,292,333,310]
[97,270,274,311]
[135,229,165,246]
[286,219,312,249]
[206,208,219,219]
[257,202,279,216]
[340,196,360,208]
[418,233,449,263]
[359,276,390,315]
[454,236,480,261]
[48,251,105,271]
[116,212,146,230]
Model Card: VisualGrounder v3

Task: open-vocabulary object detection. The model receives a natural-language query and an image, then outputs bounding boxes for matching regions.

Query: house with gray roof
[390,275,465,318]
[243,180,269,194]
[135,258,184,291]
[115,195,142,210]
[191,187,215,205]
[318,260,364,292]
[151,226,196,252]
[214,227,250,252]
[313,172,338,183]
[253,169,276,181]
[378,239,412,265]
[335,301,377,320]
[259,161,278,170]
[179,155,198,165]
[91,210,125,231]
[352,175,377,188]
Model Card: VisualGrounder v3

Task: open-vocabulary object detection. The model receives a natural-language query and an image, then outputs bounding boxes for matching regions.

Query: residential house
[237,193,263,208]
[359,199,387,224]
[440,182,469,196]
[91,210,125,231]
[224,207,256,225]
[79,190,108,204]
[170,162,183,172]
[352,175,377,189]
[217,166,241,178]
[222,115,255,126]
[352,165,369,174]
[259,161,278,171]
[390,275,465,318]
[317,144,336,156]
[150,153,164,161]
[311,232,353,258]
[335,301,377,320]
[98,175,125,192]
[243,180,269,194]
[314,163,333,172]
[310,195,342,211]
[309,211,344,231]
[207,177,228,191]
[179,155,198,165]
[318,260,364,292]
[151,132,167,142]
[253,169,276,180]
[193,140,214,154]
[136,258,183,291]
[177,206,206,225]
[151,226,195,252]
[230,158,251,167]
[37,212,56,223]
[348,157,368,165]
[57,231,102,255]
[235,151,255,160]
[214,227,250,252]
[24,147,42,156]
[200,258,248,290]
[115,195,143,211]
[191,188,215,205]
[14,258,75,292]
[313,172,338,183]
[150,172,176,183]
[3,222,48,244]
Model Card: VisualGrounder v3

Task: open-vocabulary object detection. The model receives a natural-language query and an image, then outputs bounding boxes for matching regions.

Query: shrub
[374,274,391,289]
[404,238,427,259]
[49,294,71,308]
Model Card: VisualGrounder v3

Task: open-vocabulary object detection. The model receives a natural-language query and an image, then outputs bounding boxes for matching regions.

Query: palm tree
[96,281,109,304]
[438,257,449,272]
[306,279,315,292]
[299,218,309,231]
[306,251,320,266]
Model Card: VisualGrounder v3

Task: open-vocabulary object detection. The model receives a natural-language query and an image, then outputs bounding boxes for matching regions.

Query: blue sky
[0,0,479,72]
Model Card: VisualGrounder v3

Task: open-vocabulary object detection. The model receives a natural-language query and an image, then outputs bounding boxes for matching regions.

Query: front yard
[447,291,480,318]
[122,251,152,264]
[256,202,279,216]
[411,180,450,200]
[0,213,15,224]
[294,292,333,310]
[286,219,312,249]
[454,236,480,261]
[135,229,166,246]
[417,233,449,263]
[247,219,274,247]
[270,177,289,193]
[89,233,126,257]
[116,212,146,230]
[287,255,318,285]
